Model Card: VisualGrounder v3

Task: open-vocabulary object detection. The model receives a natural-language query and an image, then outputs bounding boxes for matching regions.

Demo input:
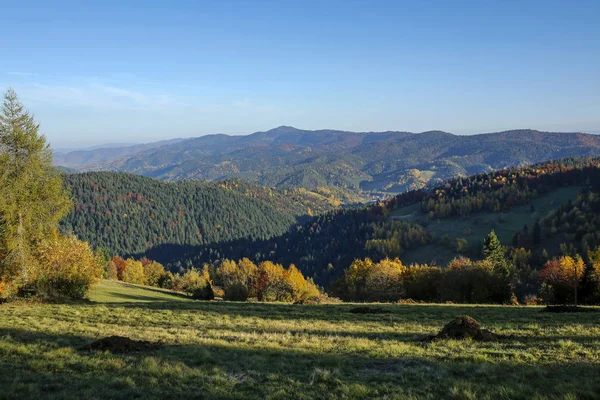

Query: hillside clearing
[399,186,581,266]
[1,281,599,399]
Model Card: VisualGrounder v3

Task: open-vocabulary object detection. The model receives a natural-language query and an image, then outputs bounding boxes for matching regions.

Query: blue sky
[1,0,598,148]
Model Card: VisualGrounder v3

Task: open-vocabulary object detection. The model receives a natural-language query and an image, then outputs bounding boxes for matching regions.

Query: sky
[0,0,599,148]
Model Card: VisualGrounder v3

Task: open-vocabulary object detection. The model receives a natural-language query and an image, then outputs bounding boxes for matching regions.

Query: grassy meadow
[1,280,599,399]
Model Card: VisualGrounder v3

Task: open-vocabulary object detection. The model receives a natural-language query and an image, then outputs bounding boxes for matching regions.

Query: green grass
[1,281,600,399]
[88,280,191,303]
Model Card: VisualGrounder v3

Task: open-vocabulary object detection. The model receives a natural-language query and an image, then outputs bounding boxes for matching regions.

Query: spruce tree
[483,230,504,266]
[483,230,513,302]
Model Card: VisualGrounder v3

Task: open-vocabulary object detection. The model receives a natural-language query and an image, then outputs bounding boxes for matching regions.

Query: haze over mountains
[54,126,600,197]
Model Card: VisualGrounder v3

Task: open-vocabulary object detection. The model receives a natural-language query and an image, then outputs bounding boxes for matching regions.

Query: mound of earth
[349,306,390,314]
[431,315,498,342]
[542,305,597,313]
[81,336,161,353]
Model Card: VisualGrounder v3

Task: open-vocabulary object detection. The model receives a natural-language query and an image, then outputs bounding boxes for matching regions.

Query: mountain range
[54,126,600,199]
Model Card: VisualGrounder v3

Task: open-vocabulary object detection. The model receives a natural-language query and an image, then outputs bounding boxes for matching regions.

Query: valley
[3,2,600,398]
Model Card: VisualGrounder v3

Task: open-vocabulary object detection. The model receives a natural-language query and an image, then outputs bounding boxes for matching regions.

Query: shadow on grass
[1,327,600,400]
[111,282,192,300]
[77,300,600,327]
[96,291,186,303]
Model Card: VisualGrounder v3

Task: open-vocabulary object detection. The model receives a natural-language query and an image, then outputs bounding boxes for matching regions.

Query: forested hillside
[60,172,338,259]
[168,157,600,289]
[56,126,600,198]
[61,156,600,303]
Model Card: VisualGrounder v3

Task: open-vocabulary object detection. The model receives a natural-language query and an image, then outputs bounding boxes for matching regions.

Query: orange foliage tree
[540,256,585,304]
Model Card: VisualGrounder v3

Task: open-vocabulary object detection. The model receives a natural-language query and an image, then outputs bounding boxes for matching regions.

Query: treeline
[176,158,600,288]
[332,231,600,304]
[103,256,322,303]
[172,208,432,286]
[0,89,102,300]
[419,157,600,219]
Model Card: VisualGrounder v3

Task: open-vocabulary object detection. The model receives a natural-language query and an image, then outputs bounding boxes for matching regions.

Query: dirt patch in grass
[424,315,499,342]
[349,306,391,314]
[542,305,597,313]
[81,336,162,353]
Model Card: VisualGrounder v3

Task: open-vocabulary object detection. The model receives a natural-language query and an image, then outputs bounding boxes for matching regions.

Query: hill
[1,281,599,399]
[60,172,339,261]
[56,127,600,199]
[53,138,186,168]
[169,157,600,287]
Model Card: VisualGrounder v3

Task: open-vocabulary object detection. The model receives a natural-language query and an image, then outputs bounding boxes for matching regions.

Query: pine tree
[0,88,71,285]
[483,230,513,302]
[483,230,504,267]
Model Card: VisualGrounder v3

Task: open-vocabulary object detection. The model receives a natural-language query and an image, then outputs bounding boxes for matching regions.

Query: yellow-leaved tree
[286,264,320,303]
[364,258,406,302]
[122,259,145,285]
[34,236,102,299]
[540,256,585,304]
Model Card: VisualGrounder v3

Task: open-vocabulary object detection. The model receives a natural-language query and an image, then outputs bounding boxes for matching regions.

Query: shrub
[523,295,539,305]
[32,236,103,300]
[0,276,17,301]
[224,283,249,301]
[191,281,215,300]
[158,271,175,289]
[180,267,214,300]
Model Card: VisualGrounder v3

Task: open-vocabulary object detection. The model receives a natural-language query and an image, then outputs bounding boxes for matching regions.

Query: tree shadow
[1,327,600,399]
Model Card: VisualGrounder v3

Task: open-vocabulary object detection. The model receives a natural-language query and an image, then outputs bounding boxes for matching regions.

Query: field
[1,281,600,399]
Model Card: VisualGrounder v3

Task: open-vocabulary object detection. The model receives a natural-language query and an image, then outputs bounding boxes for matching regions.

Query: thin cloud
[9,81,180,111]
[4,71,39,77]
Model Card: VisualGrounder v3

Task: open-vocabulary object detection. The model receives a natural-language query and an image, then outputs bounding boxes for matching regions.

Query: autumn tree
[286,263,320,302]
[141,258,167,287]
[122,258,145,285]
[257,261,292,302]
[178,267,214,300]
[364,258,406,302]
[238,258,259,298]
[111,256,128,281]
[540,256,585,304]
[33,236,103,299]
[344,258,376,301]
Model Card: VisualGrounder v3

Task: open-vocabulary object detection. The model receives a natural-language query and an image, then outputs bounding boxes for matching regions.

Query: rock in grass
[349,306,390,314]
[82,336,161,353]
[433,315,498,342]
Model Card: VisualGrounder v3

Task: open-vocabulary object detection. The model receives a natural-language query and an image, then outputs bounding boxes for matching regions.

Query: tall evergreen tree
[483,231,504,266]
[0,88,71,284]
[482,230,514,302]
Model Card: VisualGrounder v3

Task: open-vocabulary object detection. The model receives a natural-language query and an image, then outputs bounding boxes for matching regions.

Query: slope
[60,172,338,261]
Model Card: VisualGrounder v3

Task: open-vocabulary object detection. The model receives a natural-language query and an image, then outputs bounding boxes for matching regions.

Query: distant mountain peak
[269,125,301,132]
